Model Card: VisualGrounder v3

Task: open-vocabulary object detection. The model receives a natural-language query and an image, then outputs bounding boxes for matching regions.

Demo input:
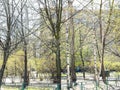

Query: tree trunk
[70,27,76,82]
[99,0,106,84]
[0,51,8,87]
[20,0,28,88]
[71,23,76,83]
[55,39,61,90]
[68,0,76,84]
[23,41,28,89]
[101,42,106,84]
[80,48,85,80]
[66,9,72,89]
[93,37,99,86]
[101,62,106,82]
[70,52,76,83]
[79,29,85,80]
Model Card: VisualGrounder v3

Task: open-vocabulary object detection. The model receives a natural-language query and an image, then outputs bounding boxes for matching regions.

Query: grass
[1,86,54,90]
[27,87,54,90]
[1,86,19,90]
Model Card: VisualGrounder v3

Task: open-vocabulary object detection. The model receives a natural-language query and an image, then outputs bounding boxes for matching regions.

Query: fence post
[115,78,117,87]
[80,82,83,90]
[106,84,108,90]
[55,84,61,90]
[106,77,109,90]
[21,83,24,90]
[95,81,98,90]
[21,82,28,90]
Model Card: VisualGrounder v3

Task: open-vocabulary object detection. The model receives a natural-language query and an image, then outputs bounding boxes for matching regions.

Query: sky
[73,0,120,10]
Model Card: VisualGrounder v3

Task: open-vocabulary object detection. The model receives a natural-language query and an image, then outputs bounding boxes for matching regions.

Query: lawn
[1,86,54,90]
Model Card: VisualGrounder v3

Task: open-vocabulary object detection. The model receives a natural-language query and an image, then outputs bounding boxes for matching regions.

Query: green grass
[27,87,54,90]
[1,86,19,90]
[2,86,54,90]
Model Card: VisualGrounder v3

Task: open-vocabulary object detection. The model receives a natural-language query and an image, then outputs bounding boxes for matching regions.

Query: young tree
[107,9,120,58]
[97,0,115,83]
[68,0,76,85]
[65,1,72,89]
[20,0,29,89]
[79,29,86,79]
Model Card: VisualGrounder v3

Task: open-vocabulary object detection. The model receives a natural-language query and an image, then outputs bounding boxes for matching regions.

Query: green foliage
[0,60,3,67]
[75,46,92,66]
[4,50,24,77]
[29,54,56,74]
[75,57,120,73]
[104,61,120,72]
[3,49,57,77]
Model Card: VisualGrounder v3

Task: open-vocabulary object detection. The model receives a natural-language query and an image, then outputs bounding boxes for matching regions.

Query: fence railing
[2,79,120,90]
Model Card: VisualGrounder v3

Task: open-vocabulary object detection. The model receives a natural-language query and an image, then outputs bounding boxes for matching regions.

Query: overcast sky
[73,0,120,10]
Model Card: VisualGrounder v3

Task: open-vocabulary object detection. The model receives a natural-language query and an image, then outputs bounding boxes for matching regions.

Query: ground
[1,72,120,90]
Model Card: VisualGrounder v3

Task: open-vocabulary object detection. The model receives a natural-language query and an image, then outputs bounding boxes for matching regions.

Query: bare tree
[97,0,115,83]
[68,0,76,85]
[0,0,24,87]
[79,29,86,79]
[65,2,72,89]
[37,0,63,89]
[20,0,29,89]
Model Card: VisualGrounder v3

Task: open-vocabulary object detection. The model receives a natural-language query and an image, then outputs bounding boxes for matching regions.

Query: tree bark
[66,9,72,90]
[21,0,28,88]
[93,32,99,85]
[100,37,106,83]
[99,0,106,84]
[79,29,85,80]
[68,0,76,84]
[0,52,8,87]
[23,41,28,88]
[55,38,61,89]
[80,47,85,79]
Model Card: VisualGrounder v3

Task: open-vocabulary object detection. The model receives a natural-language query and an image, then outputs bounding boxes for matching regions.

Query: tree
[65,1,72,89]
[107,9,120,58]
[68,0,76,85]
[37,0,63,89]
[20,0,29,89]
[79,29,86,79]
[0,0,24,87]
[96,0,115,83]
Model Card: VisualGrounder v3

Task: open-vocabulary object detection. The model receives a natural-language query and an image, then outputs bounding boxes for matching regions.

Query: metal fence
[2,80,120,90]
